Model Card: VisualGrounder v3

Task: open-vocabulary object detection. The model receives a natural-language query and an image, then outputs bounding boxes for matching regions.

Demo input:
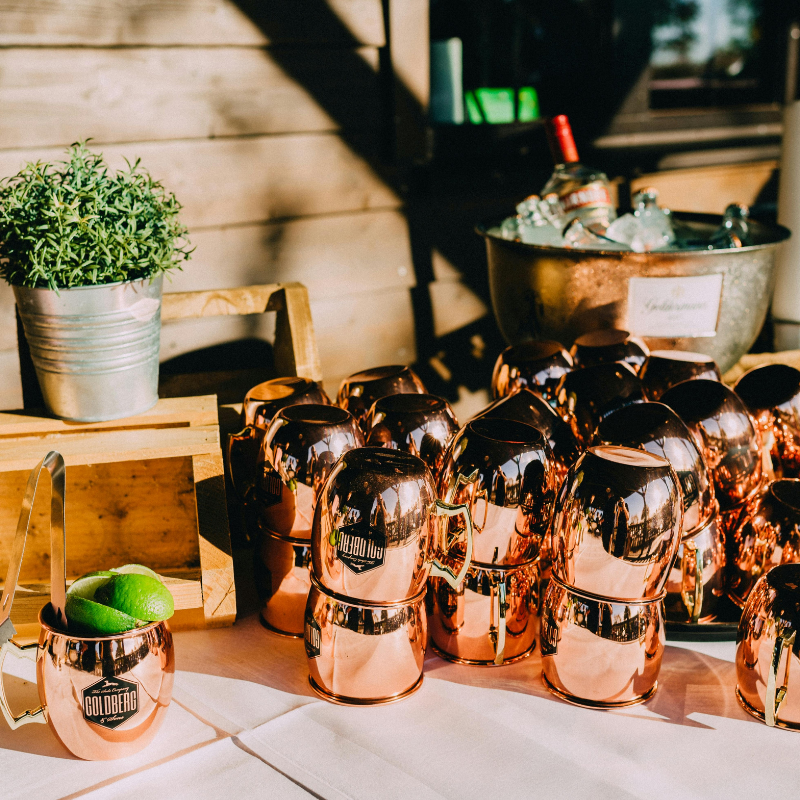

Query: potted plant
[0,142,191,421]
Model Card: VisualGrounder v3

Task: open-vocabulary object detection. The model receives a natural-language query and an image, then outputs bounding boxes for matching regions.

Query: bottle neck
[546,115,580,165]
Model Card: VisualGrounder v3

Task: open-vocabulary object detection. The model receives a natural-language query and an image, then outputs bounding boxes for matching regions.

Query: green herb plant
[0,141,191,290]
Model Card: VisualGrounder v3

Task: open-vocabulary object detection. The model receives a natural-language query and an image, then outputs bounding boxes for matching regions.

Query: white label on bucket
[627,274,723,338]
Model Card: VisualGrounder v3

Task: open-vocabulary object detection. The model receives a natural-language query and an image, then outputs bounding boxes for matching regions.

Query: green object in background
[464,87,539,124]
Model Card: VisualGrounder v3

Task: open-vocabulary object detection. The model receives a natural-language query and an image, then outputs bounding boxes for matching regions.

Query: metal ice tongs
[0,451,66,729]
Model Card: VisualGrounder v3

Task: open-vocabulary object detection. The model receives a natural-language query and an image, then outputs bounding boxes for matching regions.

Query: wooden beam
[0,47,381,150]
[0,0,386,47]
[0,133,401,230]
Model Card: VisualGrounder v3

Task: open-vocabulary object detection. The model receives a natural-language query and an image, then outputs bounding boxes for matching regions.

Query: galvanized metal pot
[14,276,163,422]
[479,213,790,372]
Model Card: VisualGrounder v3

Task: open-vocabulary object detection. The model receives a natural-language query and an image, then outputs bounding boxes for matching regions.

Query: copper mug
[337,365,426,427]
[735,563,800,729]
[312,447,474,604]
[428,557,540,666]
[552,445,683,601]
[438,418,557,566]
[661,379,763,512]
[554,361,645,447]
[254,404,363,540]
[305,574,426,705]
[473,388,582,485]
[365,393,459,480]
[595,402,717,536]
[736,364,800,479]
[242,376,331,429]
[540,576,665,708]
[0,452,175,760]
[569,329,649,373]
[491,340,573,402]
[728,479,800,607]
[258,532,312,638]
[640,350,721,400]
[229,377,331,501]
[664,513,726,623]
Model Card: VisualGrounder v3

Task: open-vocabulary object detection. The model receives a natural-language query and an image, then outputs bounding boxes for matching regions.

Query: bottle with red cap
[541,115,616,231]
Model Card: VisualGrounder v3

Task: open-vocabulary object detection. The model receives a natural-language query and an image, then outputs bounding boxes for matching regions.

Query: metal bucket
[14,276,163,421]
[479,212,791,372]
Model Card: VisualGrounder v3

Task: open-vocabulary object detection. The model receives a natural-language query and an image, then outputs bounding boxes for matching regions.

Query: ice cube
[500,216,520,240]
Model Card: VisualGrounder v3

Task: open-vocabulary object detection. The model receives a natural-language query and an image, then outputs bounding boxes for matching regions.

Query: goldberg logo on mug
[334,519,387,574]
[82,676,140,730]
[305,613,322,659]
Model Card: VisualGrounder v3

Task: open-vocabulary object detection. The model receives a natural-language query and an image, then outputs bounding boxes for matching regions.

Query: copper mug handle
[0,637,45,730]
[429,499,474,590]
[765,626,796,727]
[226,425,266,501]
[680,539,703,624]
[0,451,66,730]
[489,578,508,666]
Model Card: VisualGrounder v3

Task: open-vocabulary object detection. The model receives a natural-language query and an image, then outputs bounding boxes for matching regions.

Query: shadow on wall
[225,0,507,409]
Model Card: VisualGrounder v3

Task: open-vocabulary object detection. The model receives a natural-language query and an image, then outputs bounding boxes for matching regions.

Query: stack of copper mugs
[726,364,800,611]
[228,377,363,636]
[304,365,476,704]
[429,417,557,665]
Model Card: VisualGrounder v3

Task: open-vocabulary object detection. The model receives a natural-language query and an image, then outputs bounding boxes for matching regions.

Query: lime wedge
[65,594,140,635]
[67,571,116,600]
[94,574,174,622]
[112,564,161,582]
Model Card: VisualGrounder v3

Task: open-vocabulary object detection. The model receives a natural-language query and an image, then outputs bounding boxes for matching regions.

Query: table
[0,612,793,800]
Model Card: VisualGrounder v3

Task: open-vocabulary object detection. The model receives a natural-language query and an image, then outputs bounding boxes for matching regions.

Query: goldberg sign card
[627,274,724,338]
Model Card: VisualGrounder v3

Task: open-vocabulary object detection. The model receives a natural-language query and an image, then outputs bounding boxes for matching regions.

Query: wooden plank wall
[0,0,476,405]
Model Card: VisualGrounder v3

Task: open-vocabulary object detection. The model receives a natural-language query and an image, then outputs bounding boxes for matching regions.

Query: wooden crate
[0,395,235,635]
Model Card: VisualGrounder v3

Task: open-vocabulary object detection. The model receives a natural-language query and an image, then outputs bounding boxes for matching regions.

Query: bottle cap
[545,115,580,164]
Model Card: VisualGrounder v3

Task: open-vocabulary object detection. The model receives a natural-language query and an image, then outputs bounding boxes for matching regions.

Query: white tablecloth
[0,614,792,800]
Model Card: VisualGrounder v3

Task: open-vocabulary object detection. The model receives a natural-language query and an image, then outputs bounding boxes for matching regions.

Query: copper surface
[313,448,473,604]
[337,365,426,428]
[554,362,645,447]
[258,404,364,540]
[595,402,716,536]
[735,563,800,729]
[0,605,174,760]
[661,379,764,512]
[242,376,331,429]
[304,575,426,705]
[429,557,539,665]
[728,480,800,607]
[552,445,683,601]
[736,364,800,479]
[480,213,791,373]
[438,418,557,566]
[258,531,312,638]
[540,576,665,707]
[640,350,721,400]
[570,328,649,373]
[664,513,726,623]
[491,340,573,402]
[472,388,581,485]
[365,393,459,481]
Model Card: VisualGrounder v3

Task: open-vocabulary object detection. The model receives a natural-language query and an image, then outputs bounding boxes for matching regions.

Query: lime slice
[67,571,116,599]
[65,594,140,635]
[94,574,174,621]
[112,564,161,582]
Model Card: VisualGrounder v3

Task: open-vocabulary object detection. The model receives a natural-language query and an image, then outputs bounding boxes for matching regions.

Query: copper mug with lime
[0,451,175,761]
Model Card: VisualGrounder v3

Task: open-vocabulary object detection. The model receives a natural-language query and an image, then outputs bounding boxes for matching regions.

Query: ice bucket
[479,212,790,372]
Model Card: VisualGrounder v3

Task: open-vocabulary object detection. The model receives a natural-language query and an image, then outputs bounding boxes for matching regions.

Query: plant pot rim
[10,275,163,293]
